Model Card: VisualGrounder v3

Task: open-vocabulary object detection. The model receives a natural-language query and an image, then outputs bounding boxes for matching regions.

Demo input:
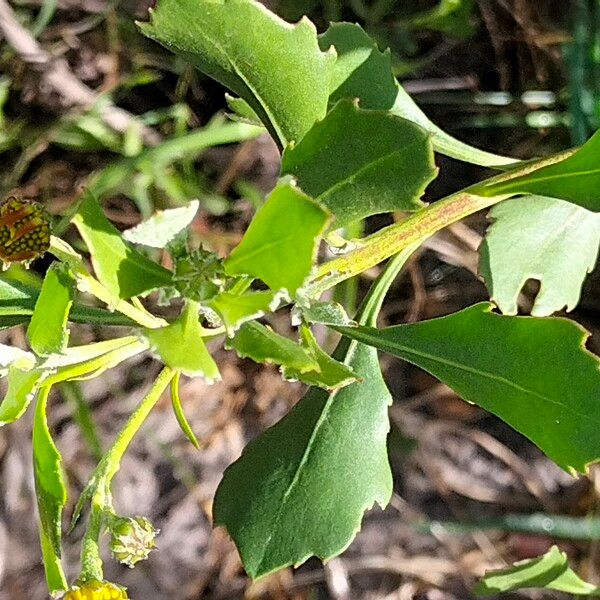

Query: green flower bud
[109,515,158,568]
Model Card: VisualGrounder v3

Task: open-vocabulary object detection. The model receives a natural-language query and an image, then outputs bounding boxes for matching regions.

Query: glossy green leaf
[318,22,516,168]
[214,336,392,578]
[335,303,600,473]
[139,0,335,146]
[229,321,319,374]
[476,545,600,596]
[481,131,600,207]
[282,326,359,390]
[170,372,199,449]
[147,303,220,381]
[72,192,173,300]
[123,201,199,248]
[281,100,436,227]
[27,263,75,356]
[209,290,286,336]
[480,196,600,316]
[224,183,330,296]
[33,386,67,560]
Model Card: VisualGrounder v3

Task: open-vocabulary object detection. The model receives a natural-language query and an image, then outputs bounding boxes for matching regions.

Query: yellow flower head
[63,580,128,600]
[0,196,51,264]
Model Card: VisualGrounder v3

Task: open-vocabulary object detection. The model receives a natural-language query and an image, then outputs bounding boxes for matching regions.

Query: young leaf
[481,131,600,208]
[27,263,75,356]
[480,196,600,316]
[209,290,287,336]
[318,22,516,168]
[123,201,199,248]
[476,545,600,596]
[214,339,392,578]
[281,100,436,227]
[335,303,600,473]
[146,302,220,382]
[229,321,319,374]
[72,192,172,300]
[139,0,335,147]
[33,386,67,560]
[281,326,359,390]
[224,183,330,296]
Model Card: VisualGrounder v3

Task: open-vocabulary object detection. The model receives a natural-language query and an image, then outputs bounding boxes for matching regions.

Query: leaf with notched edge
[335,303,600,473]
[139,0,335,147]
[282,100,436,227]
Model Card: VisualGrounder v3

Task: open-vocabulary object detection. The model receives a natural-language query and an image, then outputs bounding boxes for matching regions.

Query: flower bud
[0,197,51,265]
[64,579,128,599]
[109,515,158,568]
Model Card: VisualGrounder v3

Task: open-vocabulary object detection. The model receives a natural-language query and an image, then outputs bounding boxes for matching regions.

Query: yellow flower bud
[63,580,128,600]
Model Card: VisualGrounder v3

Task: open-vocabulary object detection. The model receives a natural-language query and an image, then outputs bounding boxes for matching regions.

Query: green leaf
[41,336,148,385]
[335,303,600,473]
[214,336,392,578]
[0,277,134,329]
[225,94,263,127]
[281,326,359,391]
[170,372,199,449]
[407,0,476,39]
[480,196,600,316]
[318,22,516,168]
[33,386,67,561]
[209,290,286,336]
[27,263,75,356]
[224,183,330,296]
[123,201,199,248]
[147,302,220,381]
[319,23,399,111]
[139,0,335,147]
[293,299,355,327]
[39,526,68,595]
[0,362,44,426]
[0,277,37,315]
[229,321,319,374]
[72,192,173,300]
[476,545,600,596]
[88,121,263,199]
[281,100,436,227]
[481,131,600,207]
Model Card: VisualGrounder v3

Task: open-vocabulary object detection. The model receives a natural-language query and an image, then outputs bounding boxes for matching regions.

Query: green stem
[308,191,506,296]
[78,367,176,580]
[97,366,176,486]
[79,504,104,582]
[358,243,420,327]
[308,142,581,298]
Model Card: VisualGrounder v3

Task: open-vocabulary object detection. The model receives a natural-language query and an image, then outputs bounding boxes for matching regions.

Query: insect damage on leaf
[0,197,51,265]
